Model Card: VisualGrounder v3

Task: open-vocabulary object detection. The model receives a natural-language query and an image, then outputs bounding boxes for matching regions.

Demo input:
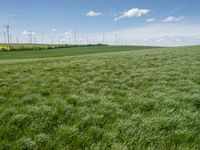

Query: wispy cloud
[163,16,184,23]
[169,5,186,15]
[23,30,35,35]
[107,24,200,46]
[147,18,156,23]
[52,28,59,32]
[114,8,150,21]
[86,11,102,17]
[79,24,200,46]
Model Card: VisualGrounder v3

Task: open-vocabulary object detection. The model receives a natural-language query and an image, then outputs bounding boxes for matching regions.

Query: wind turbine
[3,24,10,44]
[3,32,6,43]
[16,36,19,44]
[28,32,33,44]
[102,32,105,44]
[34,37,37,44]
[73,30,77,45]
[115,33,117,45]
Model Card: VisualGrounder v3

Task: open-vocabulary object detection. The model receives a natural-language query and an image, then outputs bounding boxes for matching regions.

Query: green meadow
[0,45,158,60]
[0,45,200,149]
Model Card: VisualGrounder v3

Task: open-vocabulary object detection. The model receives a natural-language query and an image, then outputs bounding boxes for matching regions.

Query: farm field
[0,46,200,149]
[0,43,73,51]
[0,45,159,60]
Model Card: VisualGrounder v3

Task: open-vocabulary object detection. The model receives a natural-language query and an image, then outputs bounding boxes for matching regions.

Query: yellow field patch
[0,45,10,51]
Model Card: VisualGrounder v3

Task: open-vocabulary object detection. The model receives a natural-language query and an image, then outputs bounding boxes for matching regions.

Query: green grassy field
[0,46,200,149]
[0,46,159,60]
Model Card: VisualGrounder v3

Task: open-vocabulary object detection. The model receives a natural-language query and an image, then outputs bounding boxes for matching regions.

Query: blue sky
[0,0,200,45]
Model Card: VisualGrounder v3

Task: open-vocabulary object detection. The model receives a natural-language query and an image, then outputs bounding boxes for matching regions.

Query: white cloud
[86,11,102,17]
[64,31,73,36]
[23,30,35,35]
[111,24,200,46]
[169,5,185,15]
[22,30,28,35]
[64,32,70,35]
[52,28,59,32]
[147,18,156,23]
[163,16,184,23]
[114,8,150,21]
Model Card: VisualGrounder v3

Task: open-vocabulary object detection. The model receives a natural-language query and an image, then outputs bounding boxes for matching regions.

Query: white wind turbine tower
[34,37,37,44]
[10,34,12,43]
[3,24,10,44]
[102,32,105,44]
[115,33,118,45]
[28,32,33,44]
[41,36,44,44]
[16,36,19,44]
[73,30,77,45]
[52,28,61,44]
[51,33,54,45]
[3,32,6,43]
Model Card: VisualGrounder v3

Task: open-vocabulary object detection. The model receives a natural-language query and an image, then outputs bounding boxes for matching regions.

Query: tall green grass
[0,45,159,60]
[0,46,200,149]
